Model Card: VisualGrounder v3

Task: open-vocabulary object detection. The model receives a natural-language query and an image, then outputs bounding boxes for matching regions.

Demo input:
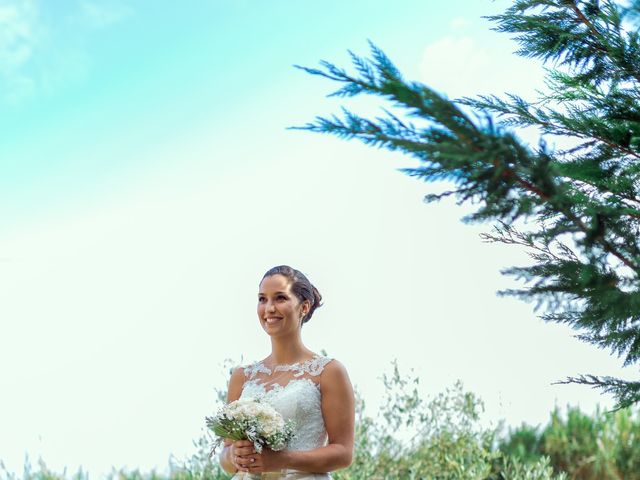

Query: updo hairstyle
[262,265,322,325]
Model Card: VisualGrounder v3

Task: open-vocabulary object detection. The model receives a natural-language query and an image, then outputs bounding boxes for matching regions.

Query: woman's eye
[258,295,287,303]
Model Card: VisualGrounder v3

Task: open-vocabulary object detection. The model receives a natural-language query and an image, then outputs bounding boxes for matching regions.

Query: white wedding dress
[231,354,334,480]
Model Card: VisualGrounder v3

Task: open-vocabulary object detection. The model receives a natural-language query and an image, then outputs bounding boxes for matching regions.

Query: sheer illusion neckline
[263,354,320,369]
[244,354,332,380]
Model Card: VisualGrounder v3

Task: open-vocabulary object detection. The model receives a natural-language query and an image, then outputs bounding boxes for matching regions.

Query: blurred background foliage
[2,363,639,480]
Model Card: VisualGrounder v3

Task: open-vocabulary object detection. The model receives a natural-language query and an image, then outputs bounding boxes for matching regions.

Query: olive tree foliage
[296,0,640,409]
[331,363,566,480]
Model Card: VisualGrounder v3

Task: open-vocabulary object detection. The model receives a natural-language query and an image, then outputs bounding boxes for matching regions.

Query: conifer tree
[298,0,640,408]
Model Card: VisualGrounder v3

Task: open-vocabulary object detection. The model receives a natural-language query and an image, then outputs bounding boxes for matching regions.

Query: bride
[219,265,355,479]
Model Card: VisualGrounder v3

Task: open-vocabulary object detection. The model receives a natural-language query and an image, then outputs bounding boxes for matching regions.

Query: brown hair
[261,265,323,325]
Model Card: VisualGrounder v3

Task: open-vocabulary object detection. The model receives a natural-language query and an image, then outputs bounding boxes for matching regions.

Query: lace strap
[278,355,333,377]
[243,361,272,380]
[243,355,333,379]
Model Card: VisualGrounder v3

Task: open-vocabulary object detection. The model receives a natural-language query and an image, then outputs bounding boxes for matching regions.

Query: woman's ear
[301,300,310,317]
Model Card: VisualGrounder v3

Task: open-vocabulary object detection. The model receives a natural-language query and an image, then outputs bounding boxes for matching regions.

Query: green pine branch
[298,1,640,408]
[557,375,640,410]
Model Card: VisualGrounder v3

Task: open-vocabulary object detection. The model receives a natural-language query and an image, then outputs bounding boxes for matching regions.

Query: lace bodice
[240,355,333,452]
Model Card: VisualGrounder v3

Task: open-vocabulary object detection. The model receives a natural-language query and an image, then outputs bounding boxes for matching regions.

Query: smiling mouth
[265,317,283,324]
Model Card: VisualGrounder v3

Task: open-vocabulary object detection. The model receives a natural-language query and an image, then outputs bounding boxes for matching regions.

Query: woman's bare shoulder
[319,357,351,388]
[227,366,246,402]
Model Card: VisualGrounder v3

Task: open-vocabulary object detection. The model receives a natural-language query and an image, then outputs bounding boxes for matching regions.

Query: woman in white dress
[219,265,355,479]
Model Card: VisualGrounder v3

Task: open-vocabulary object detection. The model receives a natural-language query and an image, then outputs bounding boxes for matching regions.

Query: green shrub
[0,458,88,480]
[498,457,566,480]
[333,362,563,480]
[499,406,640,480]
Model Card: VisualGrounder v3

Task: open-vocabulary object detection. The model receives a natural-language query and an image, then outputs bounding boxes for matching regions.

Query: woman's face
[257,274,307,336]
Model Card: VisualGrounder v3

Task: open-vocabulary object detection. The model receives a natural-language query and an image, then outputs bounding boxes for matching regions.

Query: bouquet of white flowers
[206,397,295,454]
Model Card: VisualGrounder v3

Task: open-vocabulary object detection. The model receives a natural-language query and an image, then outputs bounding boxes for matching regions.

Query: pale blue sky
[1,0,632,477]
[0,0,509,225]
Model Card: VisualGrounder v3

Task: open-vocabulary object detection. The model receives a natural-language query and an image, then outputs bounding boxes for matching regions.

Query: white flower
[207,397,295,453]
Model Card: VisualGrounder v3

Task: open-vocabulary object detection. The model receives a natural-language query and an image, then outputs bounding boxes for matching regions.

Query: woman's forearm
[219,445,238,474]
[283,444,352,473]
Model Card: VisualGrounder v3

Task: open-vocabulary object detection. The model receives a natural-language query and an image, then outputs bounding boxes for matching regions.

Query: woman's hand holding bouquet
[207,397,295,453]
[207,397,295,474]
